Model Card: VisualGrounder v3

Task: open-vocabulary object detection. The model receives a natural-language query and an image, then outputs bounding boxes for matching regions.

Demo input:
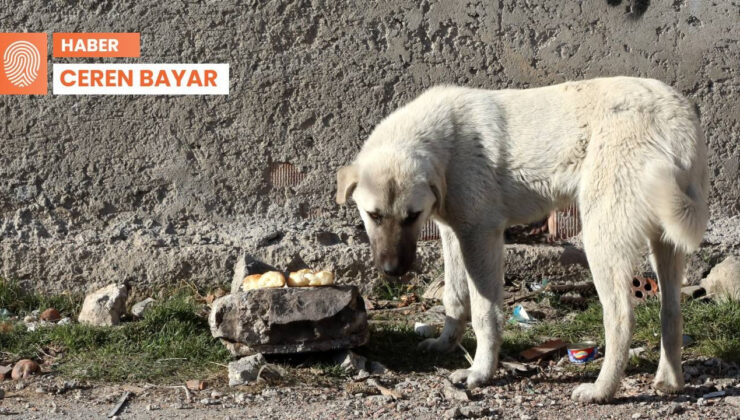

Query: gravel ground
[2,359,739,419]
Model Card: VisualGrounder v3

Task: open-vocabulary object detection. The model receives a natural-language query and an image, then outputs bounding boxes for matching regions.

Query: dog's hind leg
[572,206,640,403]
[649,237,686,393]
[448,228,505,389]
[419,224,470,353]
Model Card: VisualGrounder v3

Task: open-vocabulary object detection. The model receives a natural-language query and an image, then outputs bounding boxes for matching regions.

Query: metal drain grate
[419,205,581,244]
[420,220,440,241]
[269,162,305,188]
[549,204,581,240]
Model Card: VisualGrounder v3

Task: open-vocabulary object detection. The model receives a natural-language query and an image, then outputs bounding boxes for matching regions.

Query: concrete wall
[1,0,738,292]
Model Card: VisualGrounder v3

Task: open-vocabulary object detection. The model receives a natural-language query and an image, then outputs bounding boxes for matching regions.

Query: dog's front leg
[449,228,504,389]
[419,224,469,353]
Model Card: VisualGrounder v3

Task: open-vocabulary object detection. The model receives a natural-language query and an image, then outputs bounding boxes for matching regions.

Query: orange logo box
[53,33,140,58]
[0,33,47,95]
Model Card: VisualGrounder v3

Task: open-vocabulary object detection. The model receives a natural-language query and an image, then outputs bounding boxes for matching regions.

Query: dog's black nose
[382,263,395,276]
[382,262,400,276]
[381,262,396,276]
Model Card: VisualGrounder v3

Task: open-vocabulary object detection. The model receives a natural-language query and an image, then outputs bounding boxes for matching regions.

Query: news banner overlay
[53,33,140,58]
[0,33,47,95]
[53,63,229,95]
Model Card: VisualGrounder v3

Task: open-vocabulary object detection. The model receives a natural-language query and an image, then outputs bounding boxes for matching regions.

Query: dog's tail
[646,164,709,253]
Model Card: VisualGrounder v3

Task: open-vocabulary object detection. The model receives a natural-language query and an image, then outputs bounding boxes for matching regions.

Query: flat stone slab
[209,286,369,355]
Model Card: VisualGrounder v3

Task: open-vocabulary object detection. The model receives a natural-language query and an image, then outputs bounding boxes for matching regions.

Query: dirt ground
[2,362,739,420]
[2,285,739,419]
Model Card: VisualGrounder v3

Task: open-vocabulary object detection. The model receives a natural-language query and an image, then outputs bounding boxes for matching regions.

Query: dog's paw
[417,337,456,353]
[653,374,684,394]
[449,368,489,389]
[570,383,612,403]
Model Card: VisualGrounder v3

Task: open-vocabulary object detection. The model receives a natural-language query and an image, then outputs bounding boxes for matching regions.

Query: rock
[701,256,740,301]
[230,254,248,295]
[444,407,462,419]
[229,253,278,295]
[414,322,436,338]
[234,393,248,404]
[209,286,369,355]
[261,388,279,398]
[205,289,227,305]
[628,347,646,358]
[366,379,403,400]
[257,364,285,382]
[368,361,389,375]
[58,317,72,325]
[78,284,128,326]
[39,308,61,322]
[334,350,367,374]
[366,394,393,404]
[726,395,740,408]
[353,369,370,380]
[186,380,207,391]
[459,406,492,418]
[0,364,12,380]
[11,359,40,380]
[668,403,683,415]
[422,277,444,300]
[681,286,706,300]
[131,298,156,318]
[228,353,266,386]
[684,365,699,378]
[199,398,219,406]
[442,378,471,402]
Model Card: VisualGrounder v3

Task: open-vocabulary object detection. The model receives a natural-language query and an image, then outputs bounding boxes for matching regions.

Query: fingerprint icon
[3,40,40,88]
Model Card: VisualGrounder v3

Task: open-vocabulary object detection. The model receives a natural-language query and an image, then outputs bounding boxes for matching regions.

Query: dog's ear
[430,173,447,218]
[336,165,359,204]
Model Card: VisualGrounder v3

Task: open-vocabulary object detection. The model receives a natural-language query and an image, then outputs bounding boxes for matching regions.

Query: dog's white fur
[337,77,709,403]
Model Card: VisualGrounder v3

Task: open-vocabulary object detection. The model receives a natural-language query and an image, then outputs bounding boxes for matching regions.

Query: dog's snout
[382,263,402,276]
[378,253,409,276]
[380,256,400,276]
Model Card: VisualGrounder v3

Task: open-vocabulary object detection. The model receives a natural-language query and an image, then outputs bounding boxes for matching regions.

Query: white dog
[336,76,709,403]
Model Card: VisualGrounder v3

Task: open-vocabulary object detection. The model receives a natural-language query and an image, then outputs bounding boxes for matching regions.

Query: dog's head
[336,156,445,277]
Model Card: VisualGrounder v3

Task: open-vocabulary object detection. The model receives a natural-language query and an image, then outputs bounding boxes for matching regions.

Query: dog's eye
[402,211,421,225]
[367,212,383,224]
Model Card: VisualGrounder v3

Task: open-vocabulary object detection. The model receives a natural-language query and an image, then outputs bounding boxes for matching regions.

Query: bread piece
[241,271,286,291]
[288,269,312,287]
[307,270,334,286]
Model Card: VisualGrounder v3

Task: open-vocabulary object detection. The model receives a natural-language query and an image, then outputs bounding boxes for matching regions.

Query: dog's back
[371,77,709,249]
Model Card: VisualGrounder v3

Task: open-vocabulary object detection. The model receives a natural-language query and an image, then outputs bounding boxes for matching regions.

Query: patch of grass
[503,298,740,364]
[0,278,82,317]
[373,277,423,301]
[0,292,230,383]
[363,298,740,375]
[314,363,350,378]
[3,275,738,385]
